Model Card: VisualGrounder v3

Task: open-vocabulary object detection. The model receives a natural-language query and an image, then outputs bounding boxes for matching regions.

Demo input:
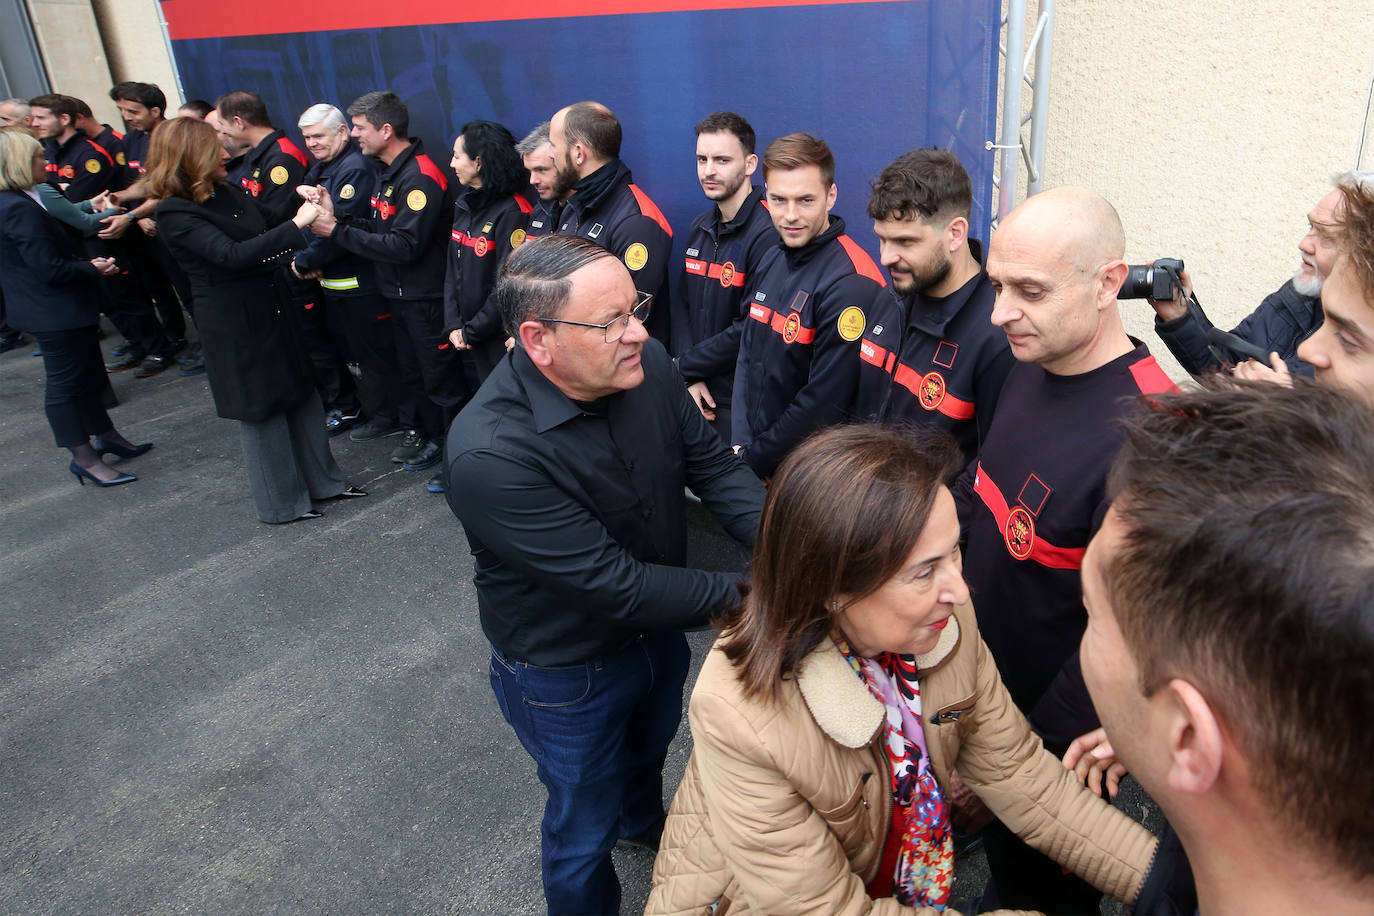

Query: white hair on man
[297,103,346,132]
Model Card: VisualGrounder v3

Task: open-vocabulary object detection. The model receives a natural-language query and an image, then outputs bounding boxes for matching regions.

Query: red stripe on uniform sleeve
[836,235,887,287]
[85,140,113,166]
[513,193,533,214]
[628,184,672,237]
[414,154,449,192]
[276,136,309,167]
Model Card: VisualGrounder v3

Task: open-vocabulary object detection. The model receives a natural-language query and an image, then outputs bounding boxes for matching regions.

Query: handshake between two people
[287,184,337,280]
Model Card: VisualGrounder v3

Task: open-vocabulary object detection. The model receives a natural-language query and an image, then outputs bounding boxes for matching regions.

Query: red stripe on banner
[161,0,915,40]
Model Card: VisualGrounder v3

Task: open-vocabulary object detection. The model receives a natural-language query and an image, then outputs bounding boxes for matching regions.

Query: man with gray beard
[1149,172,1374,376]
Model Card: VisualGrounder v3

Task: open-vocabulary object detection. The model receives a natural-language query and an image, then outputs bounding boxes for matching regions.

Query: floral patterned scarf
[835,635,954,909]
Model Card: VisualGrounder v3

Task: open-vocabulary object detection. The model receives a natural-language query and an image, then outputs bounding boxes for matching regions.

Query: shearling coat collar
[794,605,966,749]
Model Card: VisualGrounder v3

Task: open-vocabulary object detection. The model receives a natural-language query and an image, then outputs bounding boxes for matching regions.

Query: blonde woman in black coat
[145,117,362,522]
[0,127,146,487]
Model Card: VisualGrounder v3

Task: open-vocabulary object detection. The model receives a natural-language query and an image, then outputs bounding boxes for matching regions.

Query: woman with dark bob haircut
[647,424,1173,915]
[443,119,532,382]
[145,117,363,523]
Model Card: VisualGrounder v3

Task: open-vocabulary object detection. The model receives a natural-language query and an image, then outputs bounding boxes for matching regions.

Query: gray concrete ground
[0,330,1152,915]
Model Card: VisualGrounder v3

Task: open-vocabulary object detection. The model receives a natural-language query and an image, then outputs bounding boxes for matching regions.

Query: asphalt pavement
[0,330,1152,914]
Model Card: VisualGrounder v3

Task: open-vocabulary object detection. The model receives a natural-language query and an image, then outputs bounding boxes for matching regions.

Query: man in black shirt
[444,235,764,916]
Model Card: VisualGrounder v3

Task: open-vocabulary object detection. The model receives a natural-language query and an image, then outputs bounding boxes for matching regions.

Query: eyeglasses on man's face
[538,291,653,343]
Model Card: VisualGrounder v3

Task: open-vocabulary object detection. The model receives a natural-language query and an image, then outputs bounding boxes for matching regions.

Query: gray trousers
[237,392,346,523]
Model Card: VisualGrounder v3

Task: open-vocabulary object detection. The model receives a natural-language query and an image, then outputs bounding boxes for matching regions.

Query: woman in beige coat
[647,425,1164,916]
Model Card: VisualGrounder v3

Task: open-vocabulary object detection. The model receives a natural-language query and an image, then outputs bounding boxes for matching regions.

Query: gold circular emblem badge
[406,189,427,211]
[836,305,866,341]
[624,242,648,271]
[270,165,289,185]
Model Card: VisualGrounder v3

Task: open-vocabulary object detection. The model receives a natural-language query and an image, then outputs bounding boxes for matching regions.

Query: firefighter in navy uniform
[105,81,189,372]
[675,112,775,444]
[295,104,392,438]
[308,91,462,489]
[957,186,1178,914]
[215,91,309,227]
[730,134,886,479]
[442,120,532,386]
[515,122,566,242]
[854,149,1014,466]
[548,102,673,346]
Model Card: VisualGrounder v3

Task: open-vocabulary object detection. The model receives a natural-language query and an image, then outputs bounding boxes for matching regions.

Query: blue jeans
[490,631,690,916]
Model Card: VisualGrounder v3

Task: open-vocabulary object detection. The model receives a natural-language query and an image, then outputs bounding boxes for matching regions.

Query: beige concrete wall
[90,0,181,108]
[25,0,120,123]
[1008,0,1374,378]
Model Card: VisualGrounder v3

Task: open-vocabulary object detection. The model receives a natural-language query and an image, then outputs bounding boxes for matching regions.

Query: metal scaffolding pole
[991,0,1054,224]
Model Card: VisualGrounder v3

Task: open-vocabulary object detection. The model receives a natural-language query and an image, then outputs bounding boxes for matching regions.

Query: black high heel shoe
[92,439,153,459]
[69,461,137,487]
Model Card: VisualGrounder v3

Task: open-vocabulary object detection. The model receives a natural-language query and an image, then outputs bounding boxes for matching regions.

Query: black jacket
[156,188,312,422]
[295,147,380,298]
[675,186,776,410]
[556,159,673,344]
[0,191,102,333]
[44,132,120,203]
[330,139,452,301]
[237,130,309,227]
[853,240,1013,465]
[444,339,765,666]
[442,185,532,349]
[1154,280,1320,376]
[730,216,887,477]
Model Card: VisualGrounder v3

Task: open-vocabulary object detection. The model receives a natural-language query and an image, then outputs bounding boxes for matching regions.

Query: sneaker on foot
[326,408,362,437]
[390,429,426,463]
[133,354,171,378]
[425,473,445,493]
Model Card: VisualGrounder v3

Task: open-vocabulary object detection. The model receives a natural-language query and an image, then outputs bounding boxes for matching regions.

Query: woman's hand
[292,201,320,229]
[1063,727,1126,798]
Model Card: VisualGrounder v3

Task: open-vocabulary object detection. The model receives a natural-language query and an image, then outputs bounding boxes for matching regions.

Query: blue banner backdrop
[166,0,1002,260]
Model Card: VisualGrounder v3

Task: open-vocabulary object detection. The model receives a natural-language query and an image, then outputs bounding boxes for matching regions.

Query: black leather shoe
[402,439,442,471]
[390,429,425,463]
[92,439,153,459]
[426,474,445,493]
[134,355,171,377]
[106,352,144,372]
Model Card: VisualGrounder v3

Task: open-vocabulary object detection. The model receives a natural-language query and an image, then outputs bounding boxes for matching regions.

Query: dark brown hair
[762,133,834,188]
[142,117,221,204]
[867,148,972,224]
[215,90,272,128]
[719,423,960,702]
[1105,381,1374,877]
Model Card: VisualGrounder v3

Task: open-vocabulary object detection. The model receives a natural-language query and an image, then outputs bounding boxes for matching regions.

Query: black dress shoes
[92,439,153,459]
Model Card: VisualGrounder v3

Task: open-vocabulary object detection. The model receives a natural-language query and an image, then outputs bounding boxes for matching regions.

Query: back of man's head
[867,148,971,224]
[561,102,620,161]
[1102,382,1374,881]
[495,235,615,338]
[695,111,755,156]
[215,91,272,128]
[762,133,834,187]
[346,91,409,138]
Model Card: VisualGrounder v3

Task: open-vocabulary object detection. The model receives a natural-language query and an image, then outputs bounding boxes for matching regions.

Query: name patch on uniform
[624,242,648,271]
[270,165,289,185]
[588,222,603,239]
[482,222,494,233]
[873,324,885,335]
[686,247,700,257]
[754,291,767,302]
[836,306,866,341]
[338,183,355,200]
[85,159,101,174]
[407,190,427,211]
[510,228,526,248]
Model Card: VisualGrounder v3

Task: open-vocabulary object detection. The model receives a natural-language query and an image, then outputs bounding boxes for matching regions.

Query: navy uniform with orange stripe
[329,138,463,444]
[443,186,531,381]
[959,341,1177,749]
[730,216,886,478]
[238,129,309,226]
[676,185,774,440]
[121,127,154,184]
[853,239,1012,464]
[44,132,120,204]
[556,159,673,345]
[89,125,130,190]
[525,197,560,241]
